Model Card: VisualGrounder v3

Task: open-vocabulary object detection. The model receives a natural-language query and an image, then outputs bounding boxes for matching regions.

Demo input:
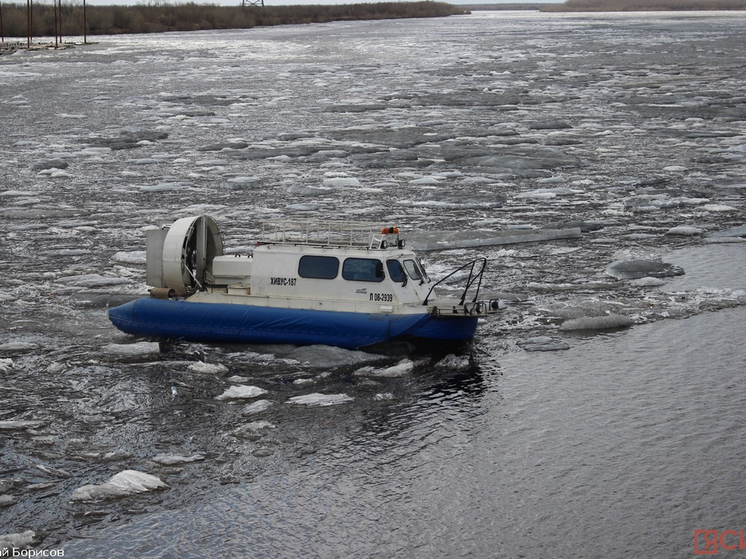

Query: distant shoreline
[464,1,746,10]
[3,0,745,46]
[0,1,468,40]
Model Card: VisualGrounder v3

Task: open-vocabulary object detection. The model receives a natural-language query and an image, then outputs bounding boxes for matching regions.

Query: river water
[1,10,745,558]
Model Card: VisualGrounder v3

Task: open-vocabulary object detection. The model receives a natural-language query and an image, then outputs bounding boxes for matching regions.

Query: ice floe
[605,257,684,280]
[0,420,44,431]
[56,274,132,288]
[188,361,228,375]
[111,251,147,264]
[667,226,703,236]
[711,225,746,238]
[0,342,40,353]
[559,314,634,331]
[231,420,275,439]
[630,277,668,287]
[355,359,415,378]
[215,385,268,401]
[102,342,161,358]
[0,495,16,508]
[323,177,361,188]
[242,400,274,415]
[434,354,472,369]
[0,531,36,552]
[287,393,354,406]
[70,470,168,502]
[152,453,206,466]
[409,227,582,251]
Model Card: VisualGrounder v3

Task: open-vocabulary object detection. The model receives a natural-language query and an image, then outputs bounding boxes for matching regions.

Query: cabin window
[343,258,385,282]
[416,257,430,282]
[386,260,406,283]
[298,255,339,279]
[403,259,423,280]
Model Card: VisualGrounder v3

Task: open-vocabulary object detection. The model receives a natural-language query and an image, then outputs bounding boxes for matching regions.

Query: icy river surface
[2,10,746,558]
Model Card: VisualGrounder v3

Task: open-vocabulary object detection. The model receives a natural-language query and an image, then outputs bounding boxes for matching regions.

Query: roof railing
[259,219,398,249]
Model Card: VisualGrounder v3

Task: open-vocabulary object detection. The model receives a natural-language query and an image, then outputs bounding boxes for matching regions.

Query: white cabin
[145,217,466,316]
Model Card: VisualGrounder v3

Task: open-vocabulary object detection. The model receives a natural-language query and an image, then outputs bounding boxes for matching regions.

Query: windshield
[386,259,406,283]
[403,259,422,280]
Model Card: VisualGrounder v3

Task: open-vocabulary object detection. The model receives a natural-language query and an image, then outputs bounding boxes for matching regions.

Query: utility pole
[83,0,87,44]
[26,0,32,49]
[53,0,58,47]
[57,0,63,45]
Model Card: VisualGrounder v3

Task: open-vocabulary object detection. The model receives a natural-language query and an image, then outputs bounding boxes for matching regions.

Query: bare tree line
[0,1,466,41]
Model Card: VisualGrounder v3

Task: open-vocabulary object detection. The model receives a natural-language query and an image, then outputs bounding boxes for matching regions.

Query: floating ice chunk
[559,314,634,331]
[224,176,260,189]
[287,393,354,406]
[516,187,580,199]
[215,385,268,401]
[409,228,582,251]
[0,292,16,303]
[434,354,471,370]
[0,495,16,508]
[703,204,736,212]
[57,273,131,287]
[0,342,38,353]
[663,165,687,172]
[293,378,315,385]
[0,359,13,373]
[287,184,332,196]
[0,420,44,430]
[711,225,746,238]
[0,530,36,552]
[0,190,38,197]
[410,176,441,185]
[516,190,556,200]
[102,342,161,358]
[42,169,72,178]
[374,393,395,401]
[323,177,361,188]
[242,399,273,415]
[605,259,684,280]
[140,182,186,192]
[70,470,168,502]
[284,344,386,368]
[152,453,205,466]
[355,359,414,378]
[33,463,72,478]
[630,277,667,287]
[112,251,147,264]
[188,361,228,375]
[78,147,112,156]
[667,226,703,236]
[231,421,276,439]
